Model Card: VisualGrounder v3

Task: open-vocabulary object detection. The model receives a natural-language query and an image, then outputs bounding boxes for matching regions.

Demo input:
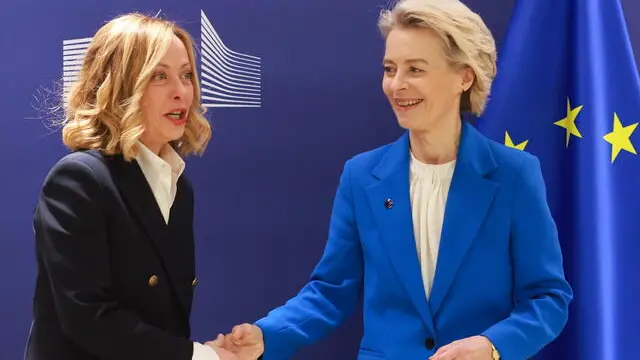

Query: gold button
[148,275,158,287]
[192,277,199,287]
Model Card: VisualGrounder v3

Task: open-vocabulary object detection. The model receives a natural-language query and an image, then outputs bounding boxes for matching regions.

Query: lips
[393,98,423,111]
[164,108,187,125]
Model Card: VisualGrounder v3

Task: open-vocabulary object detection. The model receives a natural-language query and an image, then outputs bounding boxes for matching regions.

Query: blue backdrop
[1,0,639,359]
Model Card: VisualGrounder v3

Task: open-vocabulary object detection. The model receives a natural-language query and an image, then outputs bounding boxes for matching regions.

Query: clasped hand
[205,323,264,360]
[205,326,493,360]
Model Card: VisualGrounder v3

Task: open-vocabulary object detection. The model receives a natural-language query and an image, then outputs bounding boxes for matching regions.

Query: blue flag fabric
[477,0,640,358]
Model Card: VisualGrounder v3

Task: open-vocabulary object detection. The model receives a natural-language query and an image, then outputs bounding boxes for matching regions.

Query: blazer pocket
[358,348,385,359]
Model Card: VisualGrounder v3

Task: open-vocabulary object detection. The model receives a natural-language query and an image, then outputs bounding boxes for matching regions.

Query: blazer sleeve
[254,160,364,360]
[34,156,193,360]
[481,155,573,359]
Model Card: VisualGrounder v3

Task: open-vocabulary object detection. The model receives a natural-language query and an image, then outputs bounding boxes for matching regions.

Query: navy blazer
[255,122,573,360]
[25,150,197,360]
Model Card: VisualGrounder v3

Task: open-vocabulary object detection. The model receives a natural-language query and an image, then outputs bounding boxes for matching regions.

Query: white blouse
[409,151,456,299]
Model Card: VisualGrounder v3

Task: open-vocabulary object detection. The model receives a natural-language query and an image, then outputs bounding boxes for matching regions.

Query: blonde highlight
[61,13,211,160]
[378,0,497,116]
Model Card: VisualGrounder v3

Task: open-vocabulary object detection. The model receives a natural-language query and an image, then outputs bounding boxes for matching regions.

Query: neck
[409,113,461,165]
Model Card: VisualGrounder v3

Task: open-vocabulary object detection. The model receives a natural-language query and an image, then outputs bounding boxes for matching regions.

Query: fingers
[213,334,225,347]
[212,346,239,360]
[231,324,250,338]
[210,323,263,356]
[429,343,449,359]
[212,333,225,346]
[430,351,454,360]
[430,343,458,360]
[231,323,256,343]
[206,333,239,352]
[204,334,222,348]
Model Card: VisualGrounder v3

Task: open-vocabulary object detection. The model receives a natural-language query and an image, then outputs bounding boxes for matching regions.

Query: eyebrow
[157,63,192,69]
[383,58,430,65]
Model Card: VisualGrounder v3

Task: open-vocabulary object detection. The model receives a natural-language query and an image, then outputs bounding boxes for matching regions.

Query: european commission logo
[62,37,92,97]
[61,10,262,108]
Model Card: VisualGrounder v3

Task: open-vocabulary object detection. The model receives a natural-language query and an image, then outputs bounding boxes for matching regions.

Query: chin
[395,114,418,130]
[164,131,185,143]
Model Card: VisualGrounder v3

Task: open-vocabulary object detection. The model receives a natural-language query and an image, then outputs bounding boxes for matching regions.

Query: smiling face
[139,34,195,154]
[382,26,473,132]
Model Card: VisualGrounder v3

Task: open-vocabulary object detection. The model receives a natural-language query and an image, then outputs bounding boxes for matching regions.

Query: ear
[458,66,475,92]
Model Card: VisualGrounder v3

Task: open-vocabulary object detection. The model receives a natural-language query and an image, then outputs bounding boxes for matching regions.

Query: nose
[388,72,407,92]
[171,76,189,100]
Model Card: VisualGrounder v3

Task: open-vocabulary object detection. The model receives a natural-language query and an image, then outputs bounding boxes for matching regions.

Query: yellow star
[504,131,528,150]
[554,98,583,147]
[603,112,638,163]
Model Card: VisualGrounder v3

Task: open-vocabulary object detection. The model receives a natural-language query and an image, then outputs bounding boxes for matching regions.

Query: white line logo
[60,10,262,108]
[199,10,262,107]
[62,37,91,100]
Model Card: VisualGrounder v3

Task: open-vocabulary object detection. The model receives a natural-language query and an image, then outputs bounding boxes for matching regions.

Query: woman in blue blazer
[216,0,573,359]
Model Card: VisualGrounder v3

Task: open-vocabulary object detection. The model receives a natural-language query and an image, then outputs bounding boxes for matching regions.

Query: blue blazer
[255,122,573,360]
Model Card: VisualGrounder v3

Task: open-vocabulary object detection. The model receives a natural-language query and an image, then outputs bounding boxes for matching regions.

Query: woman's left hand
[429,335,494,360]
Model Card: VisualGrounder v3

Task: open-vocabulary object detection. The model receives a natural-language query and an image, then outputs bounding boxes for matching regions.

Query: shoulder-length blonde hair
[62,13,211,160]
[378,0,497,116]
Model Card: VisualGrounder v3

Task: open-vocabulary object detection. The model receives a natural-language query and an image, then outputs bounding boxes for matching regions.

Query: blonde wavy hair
[378,0,497,115]
[62,13,211,160]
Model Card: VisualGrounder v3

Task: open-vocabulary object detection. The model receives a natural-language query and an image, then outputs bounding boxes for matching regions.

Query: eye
[410,67,424,73]
[182,71,194,81]
[152,72,167,81]
[384,66,396,74]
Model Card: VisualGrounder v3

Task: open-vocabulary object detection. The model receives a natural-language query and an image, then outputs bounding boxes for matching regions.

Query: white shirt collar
[136,141,185,179]
[134,141,186,223]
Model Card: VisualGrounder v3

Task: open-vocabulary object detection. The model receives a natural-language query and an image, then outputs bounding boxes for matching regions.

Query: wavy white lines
[62,37,91,99]
[200,10,262,108]
[60,11,262,109]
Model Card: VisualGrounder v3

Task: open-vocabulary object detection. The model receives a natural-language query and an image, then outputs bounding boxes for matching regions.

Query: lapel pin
[384,198,393,209]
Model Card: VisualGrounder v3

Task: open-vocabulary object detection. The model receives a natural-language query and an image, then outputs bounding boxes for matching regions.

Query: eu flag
[477,0,640,358]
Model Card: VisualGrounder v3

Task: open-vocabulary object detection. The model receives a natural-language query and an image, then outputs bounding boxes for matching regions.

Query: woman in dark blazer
[216,0,573,359]
[25,13,232,360]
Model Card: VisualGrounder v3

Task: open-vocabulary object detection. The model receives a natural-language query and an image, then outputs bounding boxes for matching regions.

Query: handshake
[205,323,265,360]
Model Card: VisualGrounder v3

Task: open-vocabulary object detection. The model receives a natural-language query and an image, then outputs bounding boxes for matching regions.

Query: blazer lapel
[428,123,498,316]
[166,177,195,315]
[109,155,191,315]
[366,132,436,334]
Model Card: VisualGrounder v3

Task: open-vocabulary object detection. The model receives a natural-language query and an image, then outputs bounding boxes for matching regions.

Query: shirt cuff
[192,342,221,360]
